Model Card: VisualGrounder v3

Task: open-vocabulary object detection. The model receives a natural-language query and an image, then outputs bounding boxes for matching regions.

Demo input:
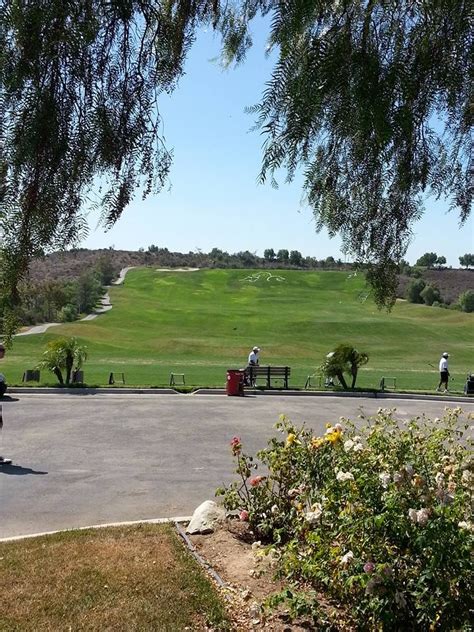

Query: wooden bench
[245,365,291,389]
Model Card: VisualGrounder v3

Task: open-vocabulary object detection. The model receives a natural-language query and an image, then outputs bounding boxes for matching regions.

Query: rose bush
[217,409,473,630]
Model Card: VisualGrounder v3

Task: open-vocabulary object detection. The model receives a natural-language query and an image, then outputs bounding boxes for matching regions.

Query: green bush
[420,284,441,306]
[406,278,426,303]
[458,290,474,313]
[217,410,473,630]
[59,303,79,322]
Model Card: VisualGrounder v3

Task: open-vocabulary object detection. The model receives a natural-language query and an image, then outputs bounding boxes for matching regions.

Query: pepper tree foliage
[0,1,472,336]
[0,0,217,337]
[220,0,472,307]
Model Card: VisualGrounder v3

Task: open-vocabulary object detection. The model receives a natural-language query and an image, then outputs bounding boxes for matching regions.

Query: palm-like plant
[321,344,369,389]
[38,337,87,385]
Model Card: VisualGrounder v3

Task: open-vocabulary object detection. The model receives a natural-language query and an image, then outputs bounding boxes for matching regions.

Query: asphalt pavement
[1,393,472,539]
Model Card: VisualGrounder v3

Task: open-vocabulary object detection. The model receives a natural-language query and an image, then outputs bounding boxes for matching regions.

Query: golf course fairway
[4,267,473,392]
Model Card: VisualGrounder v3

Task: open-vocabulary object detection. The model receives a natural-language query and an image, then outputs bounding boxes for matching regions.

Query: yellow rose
[311,437,325,449]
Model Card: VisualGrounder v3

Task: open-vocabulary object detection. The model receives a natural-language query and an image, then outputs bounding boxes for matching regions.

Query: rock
[186,500,225,535]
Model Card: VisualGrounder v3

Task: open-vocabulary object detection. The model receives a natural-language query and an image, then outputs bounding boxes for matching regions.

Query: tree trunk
[337,372,348,389]
[53,368,64,385]
[65,354,74,384]
[351,369,358,388]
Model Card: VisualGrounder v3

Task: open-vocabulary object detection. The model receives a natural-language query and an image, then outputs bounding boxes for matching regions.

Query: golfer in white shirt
[437,352,450,392]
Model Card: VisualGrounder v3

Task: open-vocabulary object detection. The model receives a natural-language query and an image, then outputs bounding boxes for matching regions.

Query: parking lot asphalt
[1,393,472,539]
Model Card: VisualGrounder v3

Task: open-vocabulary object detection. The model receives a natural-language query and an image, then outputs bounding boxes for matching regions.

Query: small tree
[321,344,369,389]
[420,284,441,306]
[406,278,426,303]
[263,248,276,261]
[276,249,289,263]
[38,337,87,385]
[416,252,438,268]
[95,253,116,285]
[458,290,474,313]
[289,250,303,266]
[435,255,447,268]
[459,254,474,269]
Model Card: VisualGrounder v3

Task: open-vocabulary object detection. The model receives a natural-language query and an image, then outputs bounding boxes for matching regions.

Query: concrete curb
[174,522,230,591]
[0,516,192,543]
[5,387,472,404]
[8,387,180,395]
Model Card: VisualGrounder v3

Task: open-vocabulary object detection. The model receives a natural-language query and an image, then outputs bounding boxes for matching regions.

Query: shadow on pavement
[0,464,48,475]
[0,396,20,402]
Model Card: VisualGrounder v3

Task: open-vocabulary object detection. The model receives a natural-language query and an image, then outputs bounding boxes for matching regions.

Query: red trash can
[226,369,244,396]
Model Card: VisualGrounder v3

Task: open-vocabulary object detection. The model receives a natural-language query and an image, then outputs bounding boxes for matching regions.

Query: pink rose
[249,475,265,487]
[230,436,242,455]
[239,509,249,522]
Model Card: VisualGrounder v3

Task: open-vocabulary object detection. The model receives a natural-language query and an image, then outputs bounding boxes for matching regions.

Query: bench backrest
[247,366,291,376]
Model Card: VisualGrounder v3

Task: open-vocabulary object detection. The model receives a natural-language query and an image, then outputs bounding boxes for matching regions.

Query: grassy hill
[3,267,473,391]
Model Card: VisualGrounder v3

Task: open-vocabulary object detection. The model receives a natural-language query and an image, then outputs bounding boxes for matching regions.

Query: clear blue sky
[82,21,473,266]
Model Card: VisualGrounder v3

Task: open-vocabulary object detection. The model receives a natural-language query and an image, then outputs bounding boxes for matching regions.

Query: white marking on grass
[241,272,286,283]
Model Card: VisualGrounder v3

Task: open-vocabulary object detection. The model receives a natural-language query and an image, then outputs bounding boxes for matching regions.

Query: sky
[82,20,473,267]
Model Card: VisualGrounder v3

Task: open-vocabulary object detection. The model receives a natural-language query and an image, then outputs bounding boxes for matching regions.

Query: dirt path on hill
[16,267,135,336]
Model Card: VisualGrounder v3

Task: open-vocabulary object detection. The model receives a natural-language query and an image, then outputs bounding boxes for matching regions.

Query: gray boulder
[186,500,225,534]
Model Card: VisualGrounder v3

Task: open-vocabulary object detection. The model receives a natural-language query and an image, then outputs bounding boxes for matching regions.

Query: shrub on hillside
[458,290,474,313]
[59,303,79,322]
[420,284,441,306]
[406,278,426,303]
[217,410,473,630]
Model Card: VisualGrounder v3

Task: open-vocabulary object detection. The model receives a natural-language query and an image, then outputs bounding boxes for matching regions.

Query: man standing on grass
[437,352,450,393]
[248,346,260,366]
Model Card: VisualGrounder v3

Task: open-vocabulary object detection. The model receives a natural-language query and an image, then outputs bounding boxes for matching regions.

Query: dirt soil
[189,521,316,631]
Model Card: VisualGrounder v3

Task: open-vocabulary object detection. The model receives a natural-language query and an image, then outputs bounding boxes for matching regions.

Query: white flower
[458,521,474,532]
[353,443,364,452]
[409,508,430,526]
[379,472,391,488]
[408,508,418,523]
[435,472,445,487]
[417,508,430,526]
[340,551,354,566]
[393,472,403,484]
[353,436,361,443]
[271,504,278,514]
[305,503,323,524]
[334,423,343,432]
[461,469,474,488]
[343,439,354,452]
[336,470,354,482]
[325,426,334,435]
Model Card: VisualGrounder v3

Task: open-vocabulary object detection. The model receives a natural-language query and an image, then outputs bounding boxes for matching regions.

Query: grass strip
[0,523,231,631]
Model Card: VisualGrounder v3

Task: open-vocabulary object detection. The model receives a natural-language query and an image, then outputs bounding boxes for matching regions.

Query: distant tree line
[144,245,349,271]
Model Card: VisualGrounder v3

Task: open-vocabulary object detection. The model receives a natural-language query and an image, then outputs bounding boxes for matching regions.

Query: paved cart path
[1,394,472,539]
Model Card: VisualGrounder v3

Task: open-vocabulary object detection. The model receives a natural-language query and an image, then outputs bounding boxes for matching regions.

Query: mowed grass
[0,524,230,632]
[4,267,474,391]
